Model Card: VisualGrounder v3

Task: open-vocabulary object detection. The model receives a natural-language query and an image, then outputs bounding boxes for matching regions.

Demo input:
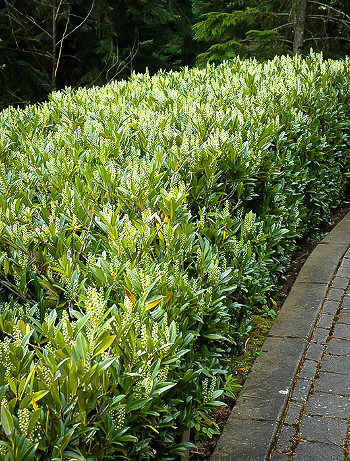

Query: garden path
[211,212,350,461]
[270,249,350,460]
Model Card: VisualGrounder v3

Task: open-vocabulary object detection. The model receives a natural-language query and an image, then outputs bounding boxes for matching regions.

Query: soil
[189,203,350,460]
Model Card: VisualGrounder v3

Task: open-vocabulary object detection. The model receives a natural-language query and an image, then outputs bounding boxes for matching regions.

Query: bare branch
[304,36,350,42]
[0,280,35,305]
[308,1,350,22]
[3,46,51,58]
[55,0,66,21]
[55,8,70,77]
[4,1,19,47]
[4,0,52,38]
[240,36,293,45]
[274,22,294,31]
[307,14,350,29]
[106,39,139,83]
[265,12,293,17]
[56,1,95,45]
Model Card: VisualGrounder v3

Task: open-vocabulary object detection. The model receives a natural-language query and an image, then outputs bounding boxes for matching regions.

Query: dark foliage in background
[193,0,350,64]
[0,0,349,107]
[0,0,196,107]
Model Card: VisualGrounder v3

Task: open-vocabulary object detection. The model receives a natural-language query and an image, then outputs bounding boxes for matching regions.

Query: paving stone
[297,243,345,283]
[271,453,290,461]
[321,216,350,244]
[293,441,344,460]
[337,266,350,278]
[284,401,303,425]
[229,395,285,421]
[268,283,327,340]
[321,354,350,374]
[314,371,350,396]
[299,414,348,444]
[338,310,350,324]
[317,314,334,329]
[321,215,350,244]
[239,336,306,420]
[327,288,344,301]
[327,338,350,356]
[341,296,350,308]
[331,277,349,289]
[312,328,329,344]
[323,300,340,314]
[305,392,350,418]
[333,323,350,340]
[291,379,312,402]
[211,419,278,461]
[299,359,319,379]
[275,425,296,452]
[306,342,324,361]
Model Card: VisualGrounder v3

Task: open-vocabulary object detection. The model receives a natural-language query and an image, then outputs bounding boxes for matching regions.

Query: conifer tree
[192,0,350,64]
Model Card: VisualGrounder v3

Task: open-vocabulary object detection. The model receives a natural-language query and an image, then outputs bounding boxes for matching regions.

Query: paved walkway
[212,212,350,461]
[271,249,350,460]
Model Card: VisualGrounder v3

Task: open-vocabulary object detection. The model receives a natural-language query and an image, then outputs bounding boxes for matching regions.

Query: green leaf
[3,258,9,277]
[27,409,41,435]
[128,398,151,411]
[98,357,115,372]
[1,405,14,436]
[62,451,87,460]
[153,382,176,395]
[31,390,49,403]
[93,335,115,358]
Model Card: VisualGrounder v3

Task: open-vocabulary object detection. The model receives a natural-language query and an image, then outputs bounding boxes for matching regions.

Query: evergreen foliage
[0,0,195,107]
[193,0,350,65]
[193,0,291,64]
[0,1,349,106]
[0,53,349,459]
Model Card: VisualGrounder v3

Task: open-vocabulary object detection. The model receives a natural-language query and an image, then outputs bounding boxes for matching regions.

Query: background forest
[0,0,349,108]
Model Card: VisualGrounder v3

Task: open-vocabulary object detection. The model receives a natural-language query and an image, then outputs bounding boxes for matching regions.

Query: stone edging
[211,212,350,461]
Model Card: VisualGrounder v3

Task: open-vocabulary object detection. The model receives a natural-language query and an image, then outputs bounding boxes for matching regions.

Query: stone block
[211,419,278,461]
[322,300,340,314]
[269,284,327,340]
[305,392,350,418]
[331,277,349,289]
[314,371,350,396]
[293,440,344,460]
[317,314,334,329]
[299,415,347,444]
[333,323,350,340]
[321,354,350,374]
[274,425,296,452]
[327,338,350,356]
[327,288,344,301]
[291,379,312,403]
[284,401,303,425]
[312,328,329,344]
[299,359,319,380]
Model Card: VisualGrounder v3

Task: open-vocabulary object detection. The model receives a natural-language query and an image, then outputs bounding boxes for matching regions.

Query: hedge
[0,52,349,460]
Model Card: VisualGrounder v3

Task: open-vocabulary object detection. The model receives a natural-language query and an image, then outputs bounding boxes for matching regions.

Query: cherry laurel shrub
[0,52,349,459]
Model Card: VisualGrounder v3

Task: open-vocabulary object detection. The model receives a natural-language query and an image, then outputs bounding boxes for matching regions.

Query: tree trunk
[293,0,308,55]
[180,430,190,461]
